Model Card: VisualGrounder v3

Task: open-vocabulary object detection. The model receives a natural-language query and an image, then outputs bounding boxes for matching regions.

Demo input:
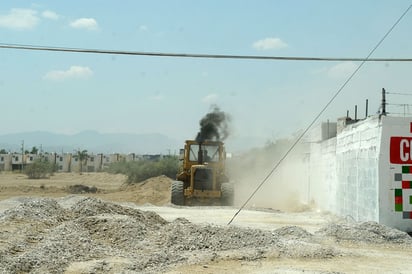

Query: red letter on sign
[390,137,412,164]
[400,139,410,162]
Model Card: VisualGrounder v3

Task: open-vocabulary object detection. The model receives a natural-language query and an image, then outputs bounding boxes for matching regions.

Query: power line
[0,42,412,62]
[387,103,412,106]
[227,3,412,225]
[386,92,412,96]
[387,112,412,115]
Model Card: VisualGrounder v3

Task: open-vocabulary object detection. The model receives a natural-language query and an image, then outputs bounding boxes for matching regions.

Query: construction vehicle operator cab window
[189,145,219,162]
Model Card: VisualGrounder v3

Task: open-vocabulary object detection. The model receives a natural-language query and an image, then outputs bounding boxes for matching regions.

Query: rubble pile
[0,197,410,273]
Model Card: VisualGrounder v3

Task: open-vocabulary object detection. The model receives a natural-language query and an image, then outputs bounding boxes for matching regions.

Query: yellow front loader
[171,140,234,206]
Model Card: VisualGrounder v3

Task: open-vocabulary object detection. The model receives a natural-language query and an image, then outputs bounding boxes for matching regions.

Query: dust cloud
[227,137,310,212]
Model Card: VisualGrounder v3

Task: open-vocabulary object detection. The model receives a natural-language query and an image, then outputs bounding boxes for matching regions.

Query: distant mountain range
[0,131,181,155]
[0,130,268,155]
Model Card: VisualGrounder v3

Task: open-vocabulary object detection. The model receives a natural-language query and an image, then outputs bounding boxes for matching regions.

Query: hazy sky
[1,1,412,146]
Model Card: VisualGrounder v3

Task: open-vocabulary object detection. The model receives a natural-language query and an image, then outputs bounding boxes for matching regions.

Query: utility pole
[21,140,24,172]
[381,88,387,116]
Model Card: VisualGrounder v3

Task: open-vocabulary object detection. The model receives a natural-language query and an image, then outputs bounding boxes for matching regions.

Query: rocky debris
[272,225,314,241]
[316,221,412,245]
[0,198,69,225]
[0,197,410,273]
[67,184,98,194]
[274,240,339,259]
[160,217,277,252]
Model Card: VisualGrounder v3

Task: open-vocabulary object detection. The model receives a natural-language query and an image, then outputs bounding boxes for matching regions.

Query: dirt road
[0,172,411,273]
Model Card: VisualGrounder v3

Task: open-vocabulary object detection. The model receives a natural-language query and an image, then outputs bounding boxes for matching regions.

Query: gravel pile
[316,221,412,245]
[0,197,410,273]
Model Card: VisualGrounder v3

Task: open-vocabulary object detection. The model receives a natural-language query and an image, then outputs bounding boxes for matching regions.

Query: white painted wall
[335,116,381,222]
[379,116,412,232]
[309,115,412,232]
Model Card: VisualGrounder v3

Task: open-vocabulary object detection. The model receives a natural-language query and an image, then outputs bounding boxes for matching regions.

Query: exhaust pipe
[198,143,203,164]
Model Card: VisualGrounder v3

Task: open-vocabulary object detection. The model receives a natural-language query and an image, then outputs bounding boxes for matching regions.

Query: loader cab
[188,143,221,163]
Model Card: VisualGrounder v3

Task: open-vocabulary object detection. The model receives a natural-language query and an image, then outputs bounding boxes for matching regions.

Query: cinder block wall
[379,116,412,232]
[309,115,412,232]
[335,116,381,222]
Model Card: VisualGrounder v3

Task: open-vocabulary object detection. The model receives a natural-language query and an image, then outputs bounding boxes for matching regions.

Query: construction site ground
[0,172,411,273]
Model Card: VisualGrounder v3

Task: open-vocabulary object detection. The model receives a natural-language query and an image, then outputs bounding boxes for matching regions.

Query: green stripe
[402,166,412,173]
[395,203,403,212]
[395,189,403,197]
[410,196,412,205]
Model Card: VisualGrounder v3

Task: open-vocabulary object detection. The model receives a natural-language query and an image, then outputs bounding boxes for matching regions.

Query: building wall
[309,115,412,232]
[0,152,158,173]
[24,154,38,164]
[0,154,12,171]
[85,154,104,172]
[335,116,381,222]
[47,154,72,172]
[379,116,412,232]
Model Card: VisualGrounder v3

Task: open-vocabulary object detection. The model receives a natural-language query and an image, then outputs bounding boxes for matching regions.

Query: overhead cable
[0,43,412,62]
[387,103,412,106]
[386,92,412,96]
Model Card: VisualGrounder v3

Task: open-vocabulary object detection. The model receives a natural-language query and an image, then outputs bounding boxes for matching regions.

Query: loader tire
[171,180,185,205]
[221,182,234,206]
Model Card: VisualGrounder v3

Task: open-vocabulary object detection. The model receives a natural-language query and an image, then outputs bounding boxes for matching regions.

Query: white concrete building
[0,154,12,171]
[47,153,72,172]
[0,152,161,172]
[85,154,104,172]
[11,153,25,171]
[101,153,122,169]
[308,115,412,232]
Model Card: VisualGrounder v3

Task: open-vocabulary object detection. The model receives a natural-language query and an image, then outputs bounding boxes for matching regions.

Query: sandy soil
[0,172,411,273]
[0,172,170,205]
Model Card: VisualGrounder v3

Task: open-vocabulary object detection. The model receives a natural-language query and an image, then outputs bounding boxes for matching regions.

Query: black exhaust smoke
[195,106,230,143]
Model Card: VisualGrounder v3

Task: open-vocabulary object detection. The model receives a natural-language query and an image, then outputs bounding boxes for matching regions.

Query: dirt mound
[0,172,173,206]
[121,175,173,205]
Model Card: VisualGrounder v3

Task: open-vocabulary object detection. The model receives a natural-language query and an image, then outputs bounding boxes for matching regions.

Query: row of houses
[0,152,165,172]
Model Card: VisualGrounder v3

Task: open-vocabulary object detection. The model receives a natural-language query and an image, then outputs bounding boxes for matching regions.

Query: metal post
[355,105,358,121]
[21,140,24,172]
[327,119,330,139]
[382,88,387,115]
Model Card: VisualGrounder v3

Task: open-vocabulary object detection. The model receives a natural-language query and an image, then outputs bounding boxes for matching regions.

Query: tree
[25,159,57,179]
[0,149,7,154]
[107,156,179,184]
[30,146,39,154]
[77,149,88,174]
